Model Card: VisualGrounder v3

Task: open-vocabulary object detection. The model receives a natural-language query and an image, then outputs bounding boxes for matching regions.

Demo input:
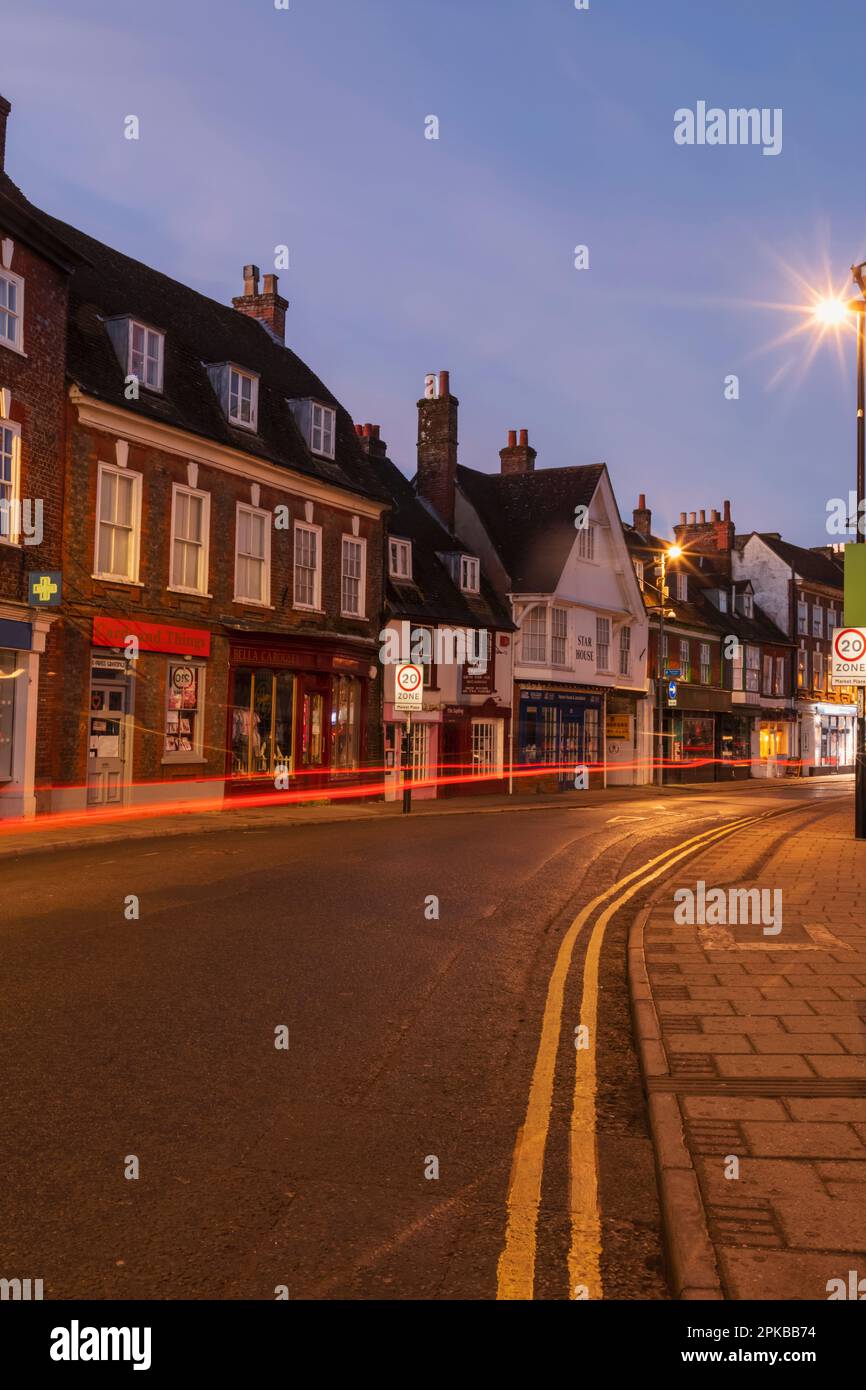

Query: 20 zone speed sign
[831,627,866,685]
[394,662,424,710]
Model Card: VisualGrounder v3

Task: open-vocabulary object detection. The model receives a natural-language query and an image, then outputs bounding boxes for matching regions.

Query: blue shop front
[516,684,604,790]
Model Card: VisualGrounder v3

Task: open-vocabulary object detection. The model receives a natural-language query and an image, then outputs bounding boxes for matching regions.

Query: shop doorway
[87,680,128,805]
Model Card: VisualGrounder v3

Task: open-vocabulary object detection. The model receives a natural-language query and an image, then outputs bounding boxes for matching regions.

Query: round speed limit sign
[834,628,866,663]
[394,662,423,709]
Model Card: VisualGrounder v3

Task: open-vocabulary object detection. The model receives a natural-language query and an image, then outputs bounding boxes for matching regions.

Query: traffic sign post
[667,679,678,707]
[831,627,866,685]
[394,663,423,813]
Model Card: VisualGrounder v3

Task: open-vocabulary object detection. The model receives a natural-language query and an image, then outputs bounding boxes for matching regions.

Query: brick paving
[642,805,866,1299]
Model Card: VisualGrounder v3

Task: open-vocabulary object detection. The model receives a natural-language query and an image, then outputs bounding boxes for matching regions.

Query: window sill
[91,575,145,587]
[161,755,208,766]
[168,587,213,598]
[0,536,22,548]
[228,417,258,433]
[340,610,367,621]
[233,597,275,609]
[0,340,26,358]
[293,604,324,614]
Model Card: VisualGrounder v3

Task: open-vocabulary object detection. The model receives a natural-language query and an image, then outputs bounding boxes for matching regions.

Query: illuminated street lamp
[654,543,682,788]
[813,266,866,838]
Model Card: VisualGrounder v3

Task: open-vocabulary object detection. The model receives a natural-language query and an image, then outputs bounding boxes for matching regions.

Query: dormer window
[288,399,337,460]
[311,403,336,459]
[229,366,258,429]
[742,593,753,618]
[129,320,164,391]
[389,537,412,580]
[460,555,480,593]
[0,270,23,352]
[717,590,728,613]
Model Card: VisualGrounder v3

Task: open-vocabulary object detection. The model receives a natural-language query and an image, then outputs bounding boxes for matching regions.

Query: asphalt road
[0,779,847,1301]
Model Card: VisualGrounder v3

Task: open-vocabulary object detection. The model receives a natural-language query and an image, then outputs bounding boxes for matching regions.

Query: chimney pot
[233,262,288,343]
[518,428,528,447]
[699,509,706,524]
[0,94,11,177]
[710,508,720,522]
[438,370,450,398]
[507,429,517,448]
[243,263,260,295]
[723,499,732,522]
[688,512,695,525]
[354,424,364,437]
[638,493,646,509]
[262,272,278,295]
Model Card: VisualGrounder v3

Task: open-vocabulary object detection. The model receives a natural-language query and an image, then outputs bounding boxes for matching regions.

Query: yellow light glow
[813,298,850,327]
[667,544,683,560]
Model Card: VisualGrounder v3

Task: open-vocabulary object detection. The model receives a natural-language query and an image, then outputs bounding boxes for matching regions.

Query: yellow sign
[606,714,630,741]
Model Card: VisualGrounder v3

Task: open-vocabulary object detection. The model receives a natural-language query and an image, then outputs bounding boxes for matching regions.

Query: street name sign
[394,662,423,710]
[831,627,866,685]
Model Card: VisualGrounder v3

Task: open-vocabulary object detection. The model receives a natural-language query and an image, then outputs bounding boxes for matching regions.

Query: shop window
[301,690,324,767]
[410,722,430,781]
[584,707,600,765]
[331,674,361,770]
[0,420,21,544]
[94,463,142,582]
[230,668,295,776]
[0,649,16,779]
[471,719,503,777]
[163,662,205,760]
[682,716,714,762]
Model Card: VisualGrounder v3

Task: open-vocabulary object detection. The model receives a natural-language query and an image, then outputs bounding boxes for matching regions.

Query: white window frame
[228,366,259,431]
[234,502,271,606]
[742,593,754,618]
[471,718,504,778]
[169,484,211,595]
[93,462,143,583]
[293,521,322,611]
[389,537,412,580]
[551,607,568,666]
[128,319,164,392]
[699,641,711,684]
[577,524,595,561]
[812,604,824,639]
[0,269,24,354]
[0,419,22,546]
[619,624,631,676]
[717,590,728,613]
[310,402,336,459]
[633,559,644,590]
[460,554,480,594]
[340,534,367,618]
[522,604,547,663]
[679,637,690,681]
[596,616,611,672]
[797,599,808,636]
[675,573,688,601]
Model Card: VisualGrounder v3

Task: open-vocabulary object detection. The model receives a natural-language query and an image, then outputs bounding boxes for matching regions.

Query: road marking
[606,815,647,825]
[496,812,762,1301]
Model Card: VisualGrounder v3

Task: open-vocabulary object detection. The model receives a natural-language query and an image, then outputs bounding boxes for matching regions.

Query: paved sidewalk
[632,803,866,1300]
[0,773,819,861]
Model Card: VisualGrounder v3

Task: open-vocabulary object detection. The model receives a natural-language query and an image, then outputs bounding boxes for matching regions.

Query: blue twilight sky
[3,0,864,544]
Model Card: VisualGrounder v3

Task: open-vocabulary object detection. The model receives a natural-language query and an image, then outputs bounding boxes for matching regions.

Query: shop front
[661,685,733,784]
[0,612,50,819]
[799,703,856,774]
[754,710,797,777]
[717,711,752,781]
[516,685,603,790]
[226,637,375,797]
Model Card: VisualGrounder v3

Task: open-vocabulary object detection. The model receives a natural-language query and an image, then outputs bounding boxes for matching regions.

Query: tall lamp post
[849,265,866,838]
[815,269,866,838]
[654,544,682,788]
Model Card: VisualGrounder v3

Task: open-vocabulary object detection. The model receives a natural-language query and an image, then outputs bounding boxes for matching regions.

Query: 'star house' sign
[92,617,211,658]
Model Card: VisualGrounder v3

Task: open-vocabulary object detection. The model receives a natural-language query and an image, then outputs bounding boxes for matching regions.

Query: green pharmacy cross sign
[28,571,62,606]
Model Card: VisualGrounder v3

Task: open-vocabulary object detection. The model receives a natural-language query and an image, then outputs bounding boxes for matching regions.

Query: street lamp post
[654,545,681,788]
[850,265,866,838]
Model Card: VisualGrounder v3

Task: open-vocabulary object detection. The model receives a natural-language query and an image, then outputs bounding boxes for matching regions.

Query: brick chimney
[232,264,288,343]
[673,499,736,571]
[499,427,536,475]
[417,370,458,529]
[632,493,652,539]
[354,422,388,461]
[0,95,11,176]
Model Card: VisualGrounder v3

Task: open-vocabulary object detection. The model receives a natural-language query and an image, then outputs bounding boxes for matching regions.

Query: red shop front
[438,699,511,796]
[225,637,375,797]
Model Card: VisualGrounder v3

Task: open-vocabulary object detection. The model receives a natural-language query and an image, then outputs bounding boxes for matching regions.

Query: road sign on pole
[394,662,423,711]
[667,679,678,706]
[831,627,866,685]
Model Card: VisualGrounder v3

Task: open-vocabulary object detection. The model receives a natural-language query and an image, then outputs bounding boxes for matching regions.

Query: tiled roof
[377,454,512,630]
[457,462,605,591]
[0,173,388,506]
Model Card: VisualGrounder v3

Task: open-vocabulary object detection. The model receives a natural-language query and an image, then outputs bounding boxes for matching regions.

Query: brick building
[0,97,78,817]
[9,187,390,812]
[358,380,514,800]
[626,499,797,782]
[734,534,853,773]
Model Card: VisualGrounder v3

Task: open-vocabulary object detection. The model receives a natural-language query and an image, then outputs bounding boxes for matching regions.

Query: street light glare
[667,544,683,559]
[814,298,850,326]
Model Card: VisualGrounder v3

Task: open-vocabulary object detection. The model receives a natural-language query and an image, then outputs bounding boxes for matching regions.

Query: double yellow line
[496,811,763,1301]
